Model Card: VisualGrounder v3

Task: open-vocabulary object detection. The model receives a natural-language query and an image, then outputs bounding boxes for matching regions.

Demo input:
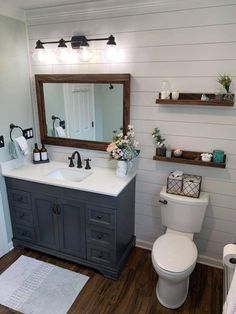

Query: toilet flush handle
[159,200,168,205]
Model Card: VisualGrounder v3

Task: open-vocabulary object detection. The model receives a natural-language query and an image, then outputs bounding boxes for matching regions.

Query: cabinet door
[32,193,59,250]
[58,199,86,258]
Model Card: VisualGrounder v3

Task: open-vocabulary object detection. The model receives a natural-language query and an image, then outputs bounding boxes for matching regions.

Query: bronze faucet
[68,151,82,168]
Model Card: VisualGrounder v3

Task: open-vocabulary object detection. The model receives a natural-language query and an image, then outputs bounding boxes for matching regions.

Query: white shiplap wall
[26,0,236,266]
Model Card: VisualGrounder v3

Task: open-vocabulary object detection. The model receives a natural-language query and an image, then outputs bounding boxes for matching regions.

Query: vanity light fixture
[32,34,118,63]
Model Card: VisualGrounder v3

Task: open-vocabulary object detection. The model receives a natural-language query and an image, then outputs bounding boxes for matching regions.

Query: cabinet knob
[96,215,102,220]
[57,205,61,215]
[98,254,103,258]
[52,203,61,215]
[52,203,57,214]
[20,230,29,237]
[98,234,103,240]
[17,213,25,219]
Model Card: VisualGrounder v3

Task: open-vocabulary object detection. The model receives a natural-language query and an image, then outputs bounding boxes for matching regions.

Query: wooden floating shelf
[153,150,226,168]
[156,93,234,106]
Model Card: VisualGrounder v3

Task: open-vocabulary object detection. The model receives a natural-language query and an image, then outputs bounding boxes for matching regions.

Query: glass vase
[223,92,234,101]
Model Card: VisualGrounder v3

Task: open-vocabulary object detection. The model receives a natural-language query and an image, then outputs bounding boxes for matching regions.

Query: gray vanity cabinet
[32,194,86,257]
[32,194,59,250]
[5,177,135,279]
[57,199,86,258]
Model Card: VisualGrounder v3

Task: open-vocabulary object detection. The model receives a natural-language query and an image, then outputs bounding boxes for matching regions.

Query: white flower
[133,140,139,148]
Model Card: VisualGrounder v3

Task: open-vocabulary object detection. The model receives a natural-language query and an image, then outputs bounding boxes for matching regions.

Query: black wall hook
[9,123,24,141]
[51,115,65,130]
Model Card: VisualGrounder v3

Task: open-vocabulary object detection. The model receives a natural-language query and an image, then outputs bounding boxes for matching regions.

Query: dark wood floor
[0,247,223,314]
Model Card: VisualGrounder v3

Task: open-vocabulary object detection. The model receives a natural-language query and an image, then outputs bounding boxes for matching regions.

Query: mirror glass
[44,83,123,142]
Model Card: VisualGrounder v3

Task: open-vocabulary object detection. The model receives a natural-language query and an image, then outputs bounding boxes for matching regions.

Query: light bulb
[78,47,93,62]
[32,49,47,62]
[106,45,119,62]
[44,49,57,64]
[56,46,78,64]
[56,47,71,63]
[32,48,56,64]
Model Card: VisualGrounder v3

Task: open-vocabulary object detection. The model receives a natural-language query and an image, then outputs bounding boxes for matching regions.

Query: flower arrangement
[217,74,232,93]
[106,125,140,161]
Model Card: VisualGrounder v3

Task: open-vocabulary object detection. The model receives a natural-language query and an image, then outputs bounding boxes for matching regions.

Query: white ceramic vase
[116,160,128,177]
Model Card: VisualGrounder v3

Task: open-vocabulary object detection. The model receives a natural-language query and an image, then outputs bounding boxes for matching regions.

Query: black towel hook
[9,123,24,142]
[51,115,65,130]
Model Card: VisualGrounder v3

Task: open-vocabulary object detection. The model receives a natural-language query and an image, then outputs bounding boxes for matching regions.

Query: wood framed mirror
[35,74,130,151]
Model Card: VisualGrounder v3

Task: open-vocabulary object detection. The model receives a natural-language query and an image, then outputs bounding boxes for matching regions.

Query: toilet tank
[160,186,209,233]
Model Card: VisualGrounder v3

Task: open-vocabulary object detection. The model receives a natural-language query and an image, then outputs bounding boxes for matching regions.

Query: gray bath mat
[0,255,89,314]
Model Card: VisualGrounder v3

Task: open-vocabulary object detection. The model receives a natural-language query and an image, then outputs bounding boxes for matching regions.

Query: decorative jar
[213,150,224,163]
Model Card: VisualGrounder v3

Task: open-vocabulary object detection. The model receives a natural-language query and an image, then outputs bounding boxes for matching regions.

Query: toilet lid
[152,233,198,273]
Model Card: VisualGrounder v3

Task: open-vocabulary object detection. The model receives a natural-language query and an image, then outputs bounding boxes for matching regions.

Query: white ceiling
[0,0,102,10]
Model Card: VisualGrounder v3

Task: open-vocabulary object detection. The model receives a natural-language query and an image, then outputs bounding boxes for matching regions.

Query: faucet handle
[68,157,75,167]
[84,158,91,170]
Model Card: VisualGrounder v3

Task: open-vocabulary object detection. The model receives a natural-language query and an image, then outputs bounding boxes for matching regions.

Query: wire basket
[167,172,202,198]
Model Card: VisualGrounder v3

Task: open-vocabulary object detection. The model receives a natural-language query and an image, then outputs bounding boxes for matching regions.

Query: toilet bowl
[152,187,209,309]
[152,231,197,309]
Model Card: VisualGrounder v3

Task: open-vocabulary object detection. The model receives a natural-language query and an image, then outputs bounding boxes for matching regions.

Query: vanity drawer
[87,244,115,266]
[8,189,31,210]
[13,225,35,242]
[86,225,115,248]
[12,208,33,227]
[86,205,116,229]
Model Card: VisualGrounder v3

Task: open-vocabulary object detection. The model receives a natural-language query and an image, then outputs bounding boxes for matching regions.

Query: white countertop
[1,160,136,197]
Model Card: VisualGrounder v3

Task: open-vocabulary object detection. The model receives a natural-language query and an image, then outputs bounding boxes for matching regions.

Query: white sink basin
[47,168,92,182]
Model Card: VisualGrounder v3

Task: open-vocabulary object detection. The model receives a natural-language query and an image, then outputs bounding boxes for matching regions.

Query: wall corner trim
[8,241,13,252]
[0,3,25,21]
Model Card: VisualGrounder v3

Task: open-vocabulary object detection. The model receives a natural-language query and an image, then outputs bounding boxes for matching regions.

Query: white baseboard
[8,241,13,252]
[198,254,223,269]
[136,239,153,251]
[136,238,223,269]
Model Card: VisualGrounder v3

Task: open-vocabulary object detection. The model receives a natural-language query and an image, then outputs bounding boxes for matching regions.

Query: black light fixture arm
[35,35,116,49]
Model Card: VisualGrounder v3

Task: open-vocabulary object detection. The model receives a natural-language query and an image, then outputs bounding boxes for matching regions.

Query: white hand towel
[14,136,29,155]
[9,141,23,159]
[55,126,66,138]
[223,269,236,314]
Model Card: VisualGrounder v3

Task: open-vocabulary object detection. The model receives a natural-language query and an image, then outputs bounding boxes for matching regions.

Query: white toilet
[152,186,209,309]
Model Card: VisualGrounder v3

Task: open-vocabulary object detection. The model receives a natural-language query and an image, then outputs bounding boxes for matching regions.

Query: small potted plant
[152,127,166,156]
[217,74,233,101]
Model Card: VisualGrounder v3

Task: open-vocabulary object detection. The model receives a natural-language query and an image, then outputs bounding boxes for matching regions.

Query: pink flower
[106,142,117,153]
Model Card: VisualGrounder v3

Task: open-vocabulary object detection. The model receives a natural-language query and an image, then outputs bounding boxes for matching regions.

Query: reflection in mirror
[44,83,123,142]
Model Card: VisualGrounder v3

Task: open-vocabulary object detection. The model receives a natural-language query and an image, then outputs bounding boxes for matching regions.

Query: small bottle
[40,144,48,161]
[33,143,40,162]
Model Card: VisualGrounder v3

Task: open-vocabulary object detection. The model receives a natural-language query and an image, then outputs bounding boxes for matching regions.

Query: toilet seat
[152,233,197,273]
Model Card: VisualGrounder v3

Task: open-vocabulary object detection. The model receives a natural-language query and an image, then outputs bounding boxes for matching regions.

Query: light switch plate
[23,128,34,140]
[0,135,4,148]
